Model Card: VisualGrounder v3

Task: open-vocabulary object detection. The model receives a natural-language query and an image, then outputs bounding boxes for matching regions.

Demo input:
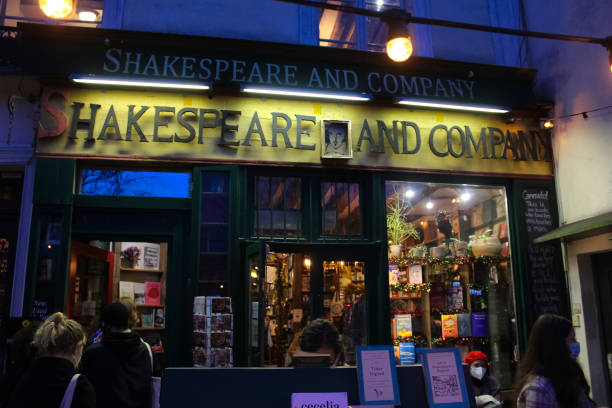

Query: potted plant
[468,229,502,257]
[387,197,420,257]
[120,246,141,268]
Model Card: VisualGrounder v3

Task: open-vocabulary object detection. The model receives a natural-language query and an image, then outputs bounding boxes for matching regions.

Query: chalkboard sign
[519,187,568,320]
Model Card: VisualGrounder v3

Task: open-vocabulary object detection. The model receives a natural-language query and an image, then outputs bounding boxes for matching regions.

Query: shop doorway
[593,252,612,402]
[67,239,168,366]
[246,243,376,367]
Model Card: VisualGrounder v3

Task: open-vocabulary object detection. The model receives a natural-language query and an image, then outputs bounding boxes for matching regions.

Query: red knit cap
[464,351,488,365]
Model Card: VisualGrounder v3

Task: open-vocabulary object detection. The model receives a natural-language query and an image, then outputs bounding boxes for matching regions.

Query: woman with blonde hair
[8,312,96,408]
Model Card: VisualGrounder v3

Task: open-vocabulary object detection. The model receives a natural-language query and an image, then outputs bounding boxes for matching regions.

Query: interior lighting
[304,258,311,267]
[426,201,434,209]
[405,189,415,198]
[47,244,52,249]
[250,270,258,278]
[397,98,509,114]
[461,192,471,201]
[340,261,345,266]
[241,86,371,102]
[219,284,224,289]
[70,75,211,91]
[78,10,98,21]
[385,17,412,62]
[543,119,554,128]
[39,0,73,18]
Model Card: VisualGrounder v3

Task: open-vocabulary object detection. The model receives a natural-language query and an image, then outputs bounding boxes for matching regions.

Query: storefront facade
[17,23,569,397]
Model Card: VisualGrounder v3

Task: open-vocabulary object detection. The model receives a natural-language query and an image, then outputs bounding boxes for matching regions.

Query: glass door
[246,242,266,367]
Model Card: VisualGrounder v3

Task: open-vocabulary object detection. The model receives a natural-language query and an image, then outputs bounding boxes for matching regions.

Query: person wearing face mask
[464,351,502,407]
[515,314,596,408]
[7,312,95,408]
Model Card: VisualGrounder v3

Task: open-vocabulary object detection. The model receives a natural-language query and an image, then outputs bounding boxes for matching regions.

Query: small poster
[408,265,423,284]
[421,348,470,408]
[395,314,412,338]
[356,346,400,406]
[441,314,458,339]
[388,264,399,285]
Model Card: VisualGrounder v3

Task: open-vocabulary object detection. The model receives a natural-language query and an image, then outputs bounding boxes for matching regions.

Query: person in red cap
[464,351,501,406]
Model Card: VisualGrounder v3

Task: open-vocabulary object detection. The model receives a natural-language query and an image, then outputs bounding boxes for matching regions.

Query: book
[395,314,413,338]
[472,313,489,337]
[447,284,464,309]
[429,282,446,310]
[145,281,161,305]
[133,283,146,305]
[388,264,399,285]
[408,265,423,284]
[457,313,472,337]
[441,314,458,339]
[119,281,134,300]
[141,310,154,327]
[399,342,416,365]
[154,308,165,328]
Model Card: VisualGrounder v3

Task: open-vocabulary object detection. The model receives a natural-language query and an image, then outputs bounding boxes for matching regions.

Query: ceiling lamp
[78,10,98,22]
[39,0,73,19]
[385,16,412,62]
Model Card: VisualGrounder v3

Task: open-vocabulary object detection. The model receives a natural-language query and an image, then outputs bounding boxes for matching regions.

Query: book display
[386,182,516,388]
[114,242,166,356]
[193,296,234,367]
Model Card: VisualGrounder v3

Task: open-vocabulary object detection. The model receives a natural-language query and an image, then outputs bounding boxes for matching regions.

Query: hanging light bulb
[39,0,73,18]
[385,17,413,62]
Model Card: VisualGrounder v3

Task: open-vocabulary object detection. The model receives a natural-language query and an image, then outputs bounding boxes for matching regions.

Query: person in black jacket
[81,302,152,408]
[7,312,96,408]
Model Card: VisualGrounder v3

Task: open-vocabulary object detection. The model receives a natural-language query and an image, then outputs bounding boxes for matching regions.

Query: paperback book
[441,314,458,339]
[145,281,161,305]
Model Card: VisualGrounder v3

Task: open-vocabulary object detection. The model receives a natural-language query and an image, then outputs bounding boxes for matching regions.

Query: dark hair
[514,314,589,408]
[299,318,342,357]
[101,302,129,330]
[325,122,346,144]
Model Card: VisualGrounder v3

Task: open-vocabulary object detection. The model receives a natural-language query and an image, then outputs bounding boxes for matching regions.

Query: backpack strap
[141,338,154,373]
[59,373,81,408]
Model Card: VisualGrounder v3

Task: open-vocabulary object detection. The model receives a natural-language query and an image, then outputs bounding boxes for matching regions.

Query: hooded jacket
[81,330,152,408]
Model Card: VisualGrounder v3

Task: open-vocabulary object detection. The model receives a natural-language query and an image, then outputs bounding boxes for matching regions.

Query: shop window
[0,0,104,27]
[318,0,403,52]
[78,170,191,198]
[321,181,361,236]
[200,172,230,296]
[254,176,302,238]
[386,181,516,388]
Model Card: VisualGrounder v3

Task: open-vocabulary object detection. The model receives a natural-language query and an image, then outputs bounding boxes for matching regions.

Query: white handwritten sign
[291,392,348,408]
[356,346,400,405]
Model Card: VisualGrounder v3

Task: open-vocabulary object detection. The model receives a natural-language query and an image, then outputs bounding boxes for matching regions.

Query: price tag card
[421,348,469,408]
[356,346,400,406]
[291,392,348,408]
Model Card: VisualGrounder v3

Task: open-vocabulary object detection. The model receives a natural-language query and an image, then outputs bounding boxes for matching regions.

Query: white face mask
[471,366,486,380]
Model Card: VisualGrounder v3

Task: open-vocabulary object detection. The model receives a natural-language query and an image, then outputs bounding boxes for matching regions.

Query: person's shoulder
[517,375,557,408]
[74,375,96,408]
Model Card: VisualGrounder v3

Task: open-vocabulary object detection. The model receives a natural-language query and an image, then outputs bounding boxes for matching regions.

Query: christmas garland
[431,337,489,346]
[388,255,508,266]
[390,282,431,294]
[393,335,428,347]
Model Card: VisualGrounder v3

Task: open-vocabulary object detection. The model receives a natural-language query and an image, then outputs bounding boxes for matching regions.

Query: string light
[542,104,612,128]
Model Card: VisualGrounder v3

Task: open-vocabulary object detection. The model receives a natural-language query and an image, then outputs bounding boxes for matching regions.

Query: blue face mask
[569,341,580,359]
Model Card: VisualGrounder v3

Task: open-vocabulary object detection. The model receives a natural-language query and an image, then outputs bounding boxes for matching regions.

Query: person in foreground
[81,302,152,408]
[515,314,596,408]
[464,351,502,408]
[295,318,343,366]
[8,312,95,408]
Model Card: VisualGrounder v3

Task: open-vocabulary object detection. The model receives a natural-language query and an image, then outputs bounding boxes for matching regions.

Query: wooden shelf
[121,267,163,273]
[133,327,164,331]
[136,304,165,308]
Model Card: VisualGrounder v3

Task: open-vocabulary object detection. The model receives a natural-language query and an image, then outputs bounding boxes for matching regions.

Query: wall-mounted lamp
[39,0,73,18]
[241,85,371,102]
[70,74,212,91]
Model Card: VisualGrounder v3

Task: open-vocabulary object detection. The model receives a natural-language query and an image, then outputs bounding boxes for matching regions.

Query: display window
[386,181,516,388]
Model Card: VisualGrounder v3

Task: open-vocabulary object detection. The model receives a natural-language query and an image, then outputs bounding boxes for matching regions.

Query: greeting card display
[192,296,234,368]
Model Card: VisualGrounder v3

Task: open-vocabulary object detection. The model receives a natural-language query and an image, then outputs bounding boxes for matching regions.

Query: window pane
[386,181,517,388]
[79,170,191,198]
[321,182,361,236]
[365,0,401,51]
[319,1,357,49]
[254,176,302,237]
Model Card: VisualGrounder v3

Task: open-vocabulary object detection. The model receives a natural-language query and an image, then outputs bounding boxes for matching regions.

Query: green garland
[389,255,508,266]
[431,337,489,346]
[394,335,428,347]
[390,282,431,294]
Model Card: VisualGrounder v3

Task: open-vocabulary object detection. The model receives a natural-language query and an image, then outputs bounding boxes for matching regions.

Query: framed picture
[321,119,352,159]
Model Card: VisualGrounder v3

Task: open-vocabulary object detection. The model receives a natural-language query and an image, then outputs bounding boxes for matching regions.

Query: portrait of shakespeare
[322,120,352,159]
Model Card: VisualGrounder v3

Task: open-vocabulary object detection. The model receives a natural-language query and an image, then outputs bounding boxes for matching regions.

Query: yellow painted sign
[37,89,553,177]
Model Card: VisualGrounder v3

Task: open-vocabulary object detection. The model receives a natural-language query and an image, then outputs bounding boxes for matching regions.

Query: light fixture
[405,189,415,198]
[250,270,258,278]
[461,192,471,201]
[241,85,371,102]
[39,0,73,18]
[70,74,212,91]
[219,284,224,289]
[396,98,510,114]
[543,119,554,128]
[78,10,98,21]
[385,16,413,62]
[304,257,311,267]
[426,201,434,209]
